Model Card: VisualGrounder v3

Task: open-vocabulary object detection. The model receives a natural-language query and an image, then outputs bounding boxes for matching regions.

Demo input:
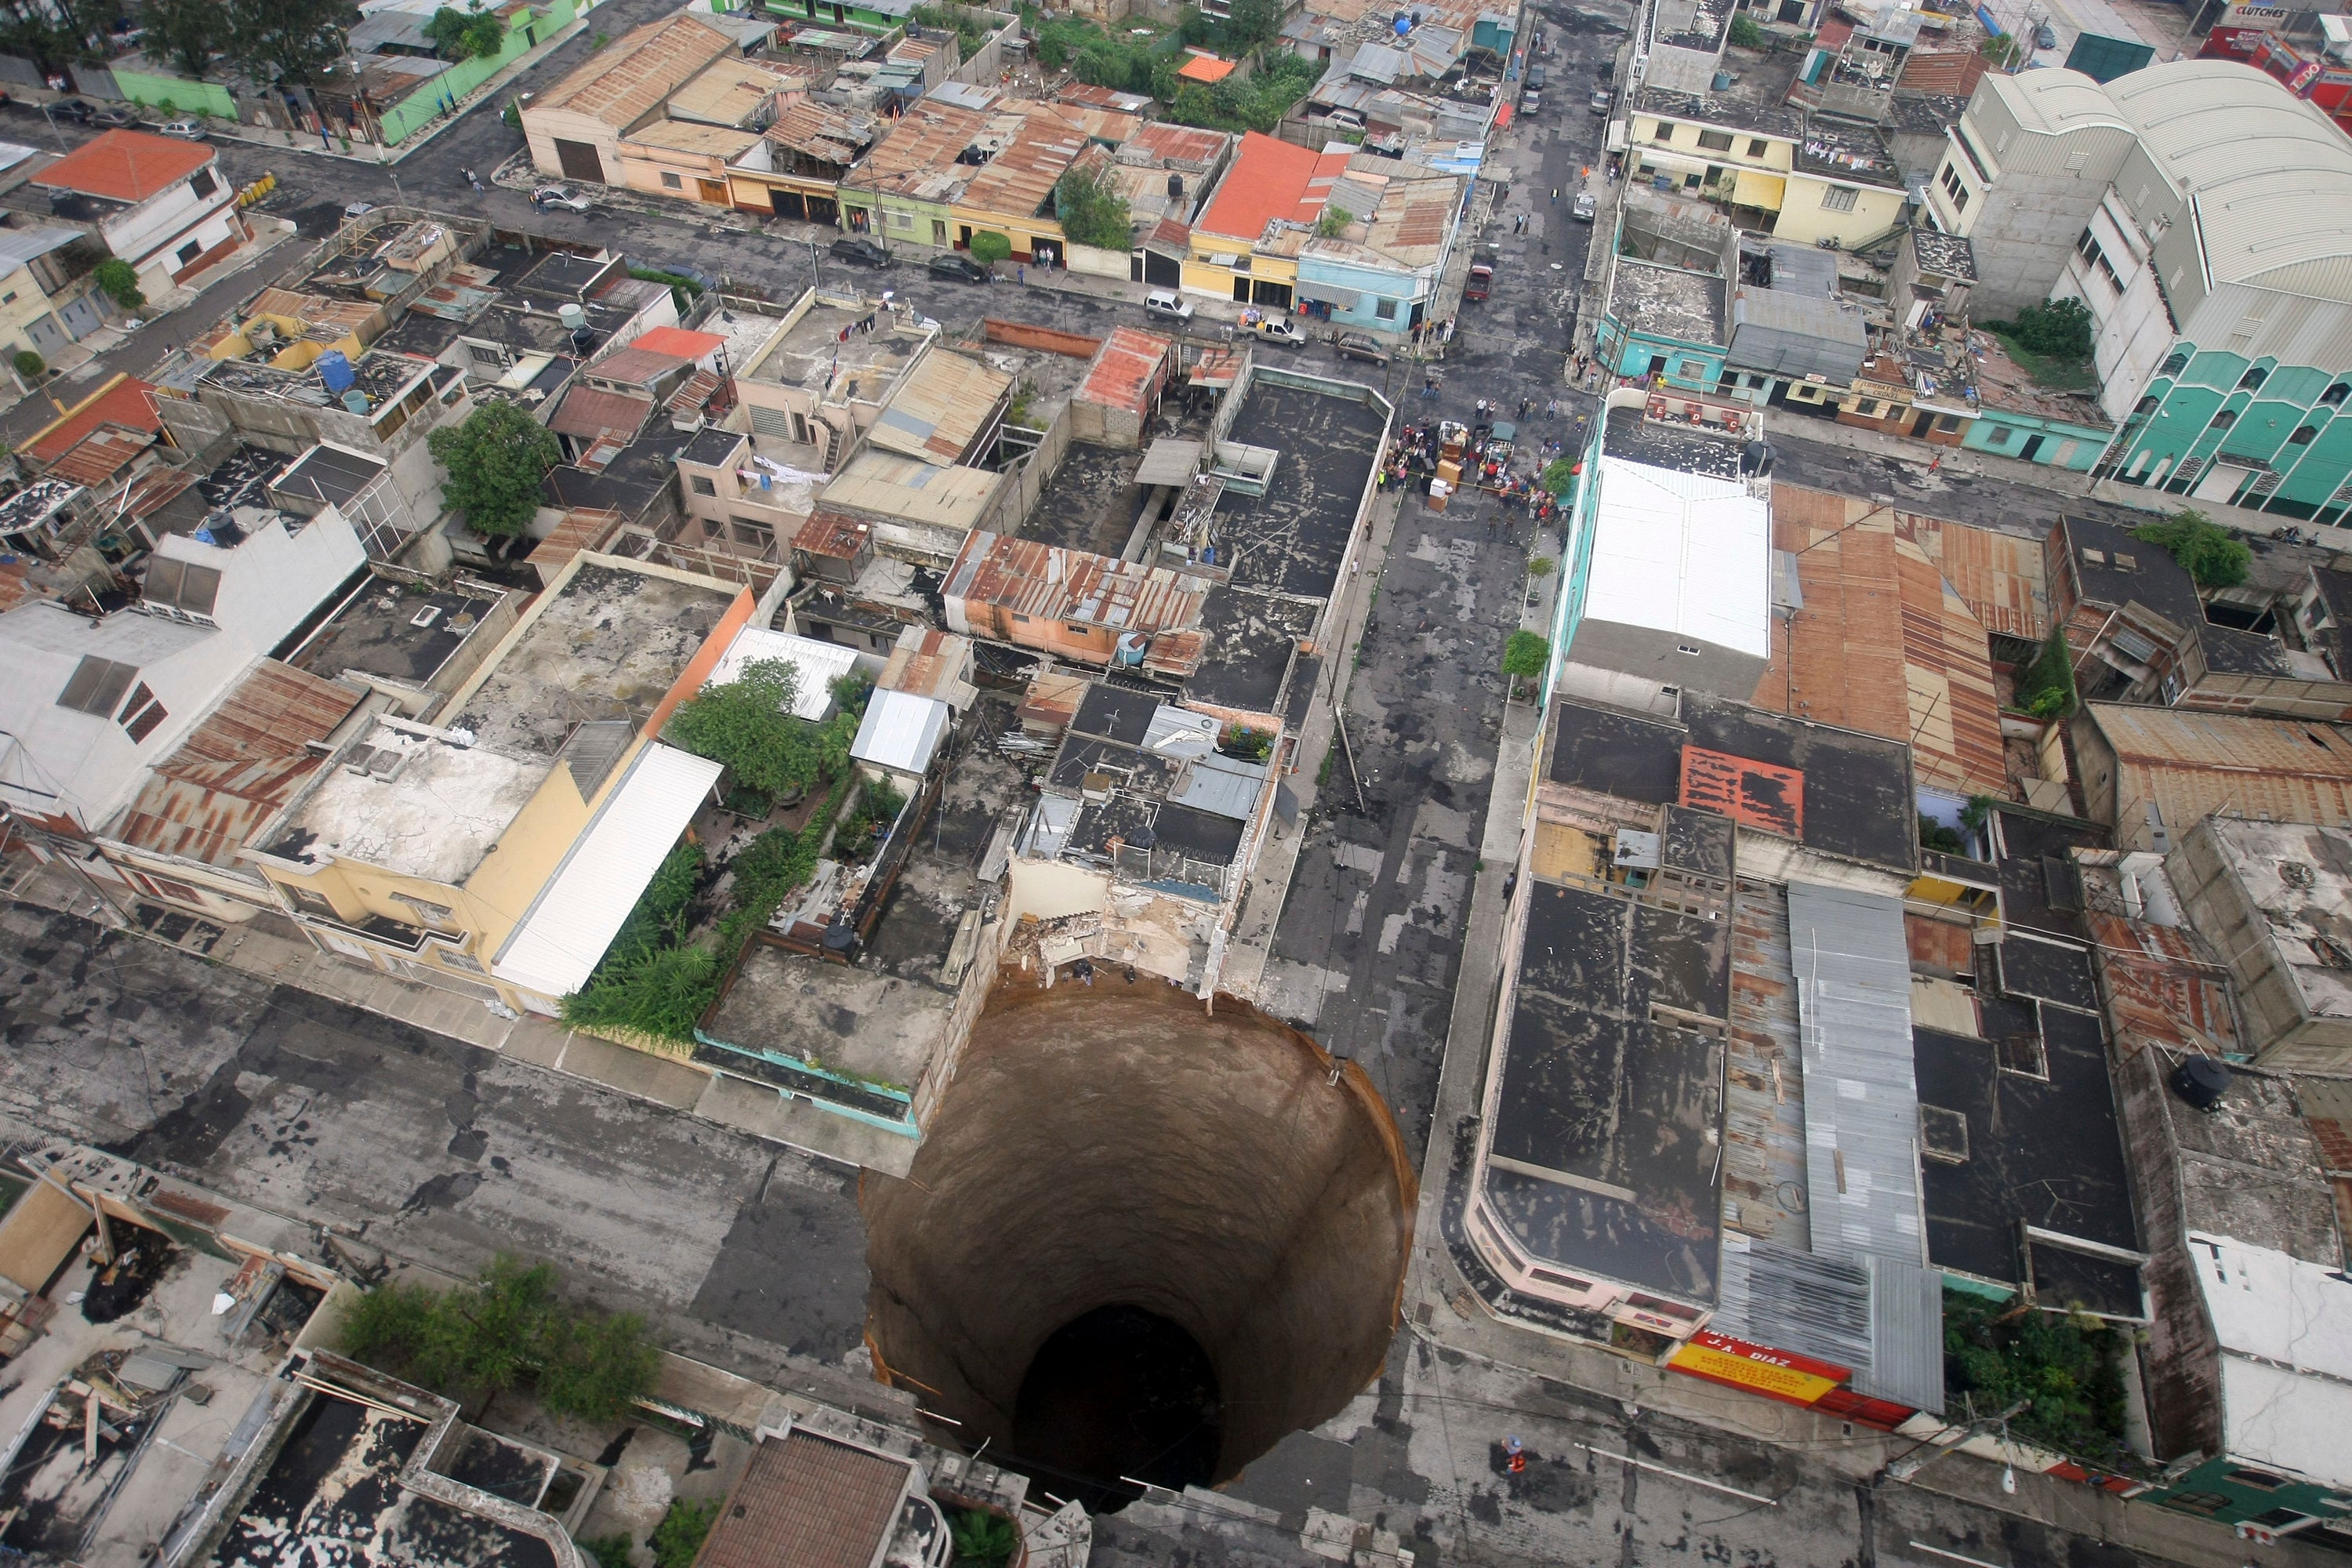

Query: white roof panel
[492,742,724,1000]
[706,625,859,721]
[851,688,949,775]
[1581,454,1770,659]
[2189,1231,2352,1485]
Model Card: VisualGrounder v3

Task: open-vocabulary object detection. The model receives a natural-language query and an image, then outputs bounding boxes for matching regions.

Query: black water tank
[2169,1055,2232,1112]
[1168,172,1185,202]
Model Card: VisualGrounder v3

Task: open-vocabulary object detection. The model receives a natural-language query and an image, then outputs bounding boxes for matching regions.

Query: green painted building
[2095,341,2352,524]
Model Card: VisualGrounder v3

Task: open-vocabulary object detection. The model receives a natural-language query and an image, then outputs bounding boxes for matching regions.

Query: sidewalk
[7,862,917,1178]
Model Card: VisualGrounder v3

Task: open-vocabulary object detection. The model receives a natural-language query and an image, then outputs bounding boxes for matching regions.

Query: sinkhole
[862,978,1416,1504]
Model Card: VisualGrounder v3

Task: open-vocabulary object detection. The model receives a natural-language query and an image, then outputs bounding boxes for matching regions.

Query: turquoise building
[2095,343,2352,523]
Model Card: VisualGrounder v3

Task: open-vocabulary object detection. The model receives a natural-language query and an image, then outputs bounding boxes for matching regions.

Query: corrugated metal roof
[49,426,154,486]
[1170,751,1266,821]
[707,625,860,720]
[0,226,84,272]
[621,119,761,158]
[531,12,735,128]
[2088,703,2352,838]
[846,100,989,201]
[548,387,653,440]
[958,105,1137,228]
[2084,907,2239,1058]
[943,530,1208,637]
[667,57,800,128]
[528,507,622,578]
[1076,327,1171,418]
[110,659,367,866]
[867,349,1011,464]
[878,626,971,705]
[586,344,692,387]
[1897,511,2045,640]
[851,688,949,775]
[1787,880,1926,1269]
[493,742,724,1000]
[819,451,1001,532]
[1759,487,2006,797]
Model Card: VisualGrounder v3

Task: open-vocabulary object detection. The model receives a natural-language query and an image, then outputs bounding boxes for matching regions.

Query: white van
[1144,289,1194,325]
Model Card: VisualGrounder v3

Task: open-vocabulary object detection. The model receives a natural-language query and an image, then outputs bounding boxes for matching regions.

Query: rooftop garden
[1020,0,1319,134]
[1942,1287,2132,1465]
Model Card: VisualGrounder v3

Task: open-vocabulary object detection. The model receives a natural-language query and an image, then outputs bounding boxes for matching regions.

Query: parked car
[2033,19,2058,48]
[1143,288,1194,325]
[151,118,205,139]
[531,184,593,213]
[1589,88,1613,114]
[1572,192,1597,223]
[88,105,137,128]
[929,252,992,283]
[830,236,891,268]
[1597,58,1613,80]
[46,98,91,123]
[1334,332,1390,365]
[1465,252,1497,302]
[1526,64,1547,90]
[1250,317,1306,347]
[1523,89,1541,111]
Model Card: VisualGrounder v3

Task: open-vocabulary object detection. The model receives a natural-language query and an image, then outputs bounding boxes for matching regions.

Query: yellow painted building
[1626,103,1907,249]
[243,554,754,1014]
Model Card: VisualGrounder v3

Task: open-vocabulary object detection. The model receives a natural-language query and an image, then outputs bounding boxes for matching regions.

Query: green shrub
[967,230,1012,268]
[339,1255,659,1420]
[1959,794,1998,833]
[93,259,144,311]
[12,350,42,379]
[425,2,508,59]
[2133,508,2250,589]
[577,1534,633,1568]
[1918,815,1965,855]
[1943,1288,2129,1462]
[1728,13,1766,46]
[629,267,703,312]
[1164,52,1321,132]
[1540,456,1577,496]
[649,1500,718,1568]
[665,659,855,800]
[950,1508,1018,1568]
[2012,626,2076,718]
[1985,297,2092,361]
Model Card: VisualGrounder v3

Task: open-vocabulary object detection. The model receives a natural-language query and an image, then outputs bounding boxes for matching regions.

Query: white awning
[706,626,862,720]
[851,689,950,777]
[492,742,724,1000]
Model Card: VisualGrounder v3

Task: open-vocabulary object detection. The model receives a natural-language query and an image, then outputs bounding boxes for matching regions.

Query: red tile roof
[1177,51,1236,82]
[1195,132,1351,245]
[33,129,214,202]
[628,325,727,361]
[25,376,162,466]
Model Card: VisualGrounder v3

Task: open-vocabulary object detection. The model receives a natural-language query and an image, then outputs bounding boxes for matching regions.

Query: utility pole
[1876,1399,2031,1490]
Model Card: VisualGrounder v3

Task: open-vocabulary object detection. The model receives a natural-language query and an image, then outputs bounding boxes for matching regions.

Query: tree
[650,1501,719,1568]
[664,659,844,799]
[1054,161,1131,251]
[2005,296,2093,360]
[423,1,505,59]
[337,1254,659,1418]
[145,0,223,79]
[2134,507,2250,589]
[13,350,42,379]
[1727,12,1766,47]
[428,401,560,538]
[92,259,143,311]
[1227,0,1280,52]
[967,230,1012,270]
[226,0,359,87]
[1501,630,1549,699]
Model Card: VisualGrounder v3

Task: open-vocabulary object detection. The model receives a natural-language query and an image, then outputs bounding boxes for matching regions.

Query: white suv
[1144,289,1194,326]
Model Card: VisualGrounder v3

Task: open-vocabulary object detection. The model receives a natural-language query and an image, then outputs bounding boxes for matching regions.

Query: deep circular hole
[863,978,1414,1501]
[1014,1305,1221,1509]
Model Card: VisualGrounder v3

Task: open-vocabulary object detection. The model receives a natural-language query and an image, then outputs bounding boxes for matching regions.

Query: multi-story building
[28,130,249,300]
[0,227,108,368]
[1922,62,2352,521]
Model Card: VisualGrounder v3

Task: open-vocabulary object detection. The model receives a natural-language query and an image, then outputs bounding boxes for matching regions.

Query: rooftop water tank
[558,303,588,332]
[2169,1054,2231,1112]
[316,350,356,394]
[1394,11,1412,34]
[342,388,372,415]
[1116,631,1149,667]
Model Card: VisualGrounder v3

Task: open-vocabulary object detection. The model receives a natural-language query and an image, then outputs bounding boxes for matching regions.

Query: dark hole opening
[1013,1305,1221,1512]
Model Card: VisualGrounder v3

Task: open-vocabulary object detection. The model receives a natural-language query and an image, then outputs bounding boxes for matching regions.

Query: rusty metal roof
[2086,703,2352,832]
[528,507,623,579]
[867,349,1011,464]
[48,425,155,487]
[880,626,971,704]
[1758,485,2007,797]
[2084,906,2239,1059]
[844,100,989,201]
[585,345,691,387]
[111,659,367,866]
[1896,511,2046,640]
[548,387,654,440]
[1076,326,1172,419]
[531,12,735,127]
[793,510,873,560]
[944,530,1207,638]
[956,106,1104,225]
